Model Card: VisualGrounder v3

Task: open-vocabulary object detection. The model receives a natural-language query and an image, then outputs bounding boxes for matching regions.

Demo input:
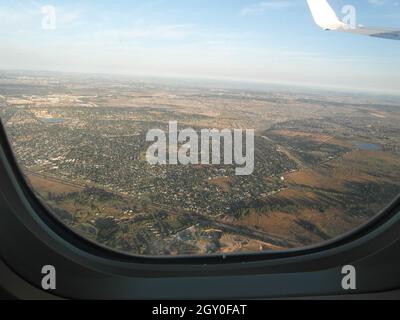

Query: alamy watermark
[41,5,57,30]
[341,5,357,30]
[146,121,255,176]
[341,265,357,291]
[41,265,56,290]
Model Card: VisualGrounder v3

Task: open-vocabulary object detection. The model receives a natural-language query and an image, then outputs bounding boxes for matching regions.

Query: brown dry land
[233,149,400,248]
[269,130,351,148]
[208,177,233,192]
[27,173,83,194]
[220,234,284,253]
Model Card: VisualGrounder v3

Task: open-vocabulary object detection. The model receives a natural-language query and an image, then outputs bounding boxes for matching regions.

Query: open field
[232,149,400,246]
[27,173,84,194]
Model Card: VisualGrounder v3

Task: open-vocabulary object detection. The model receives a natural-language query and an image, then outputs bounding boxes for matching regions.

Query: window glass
[1,1,399,256]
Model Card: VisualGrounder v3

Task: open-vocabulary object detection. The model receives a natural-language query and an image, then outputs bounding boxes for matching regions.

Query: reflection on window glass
[0,1,399,256]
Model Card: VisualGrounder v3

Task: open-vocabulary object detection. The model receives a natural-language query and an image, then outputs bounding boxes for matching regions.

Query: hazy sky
[0,0,399,93]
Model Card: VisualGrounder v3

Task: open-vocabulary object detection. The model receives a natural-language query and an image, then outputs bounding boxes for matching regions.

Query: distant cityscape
[1,70,400,256]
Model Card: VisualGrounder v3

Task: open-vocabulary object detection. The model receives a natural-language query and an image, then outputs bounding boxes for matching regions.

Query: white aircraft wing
[307,0,400,40]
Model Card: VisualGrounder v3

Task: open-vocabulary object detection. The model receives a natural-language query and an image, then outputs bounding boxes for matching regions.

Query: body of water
[40,118,65,124]
[352,141,382,151]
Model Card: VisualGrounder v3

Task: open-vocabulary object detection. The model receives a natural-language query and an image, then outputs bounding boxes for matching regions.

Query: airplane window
[0,0,399,257]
